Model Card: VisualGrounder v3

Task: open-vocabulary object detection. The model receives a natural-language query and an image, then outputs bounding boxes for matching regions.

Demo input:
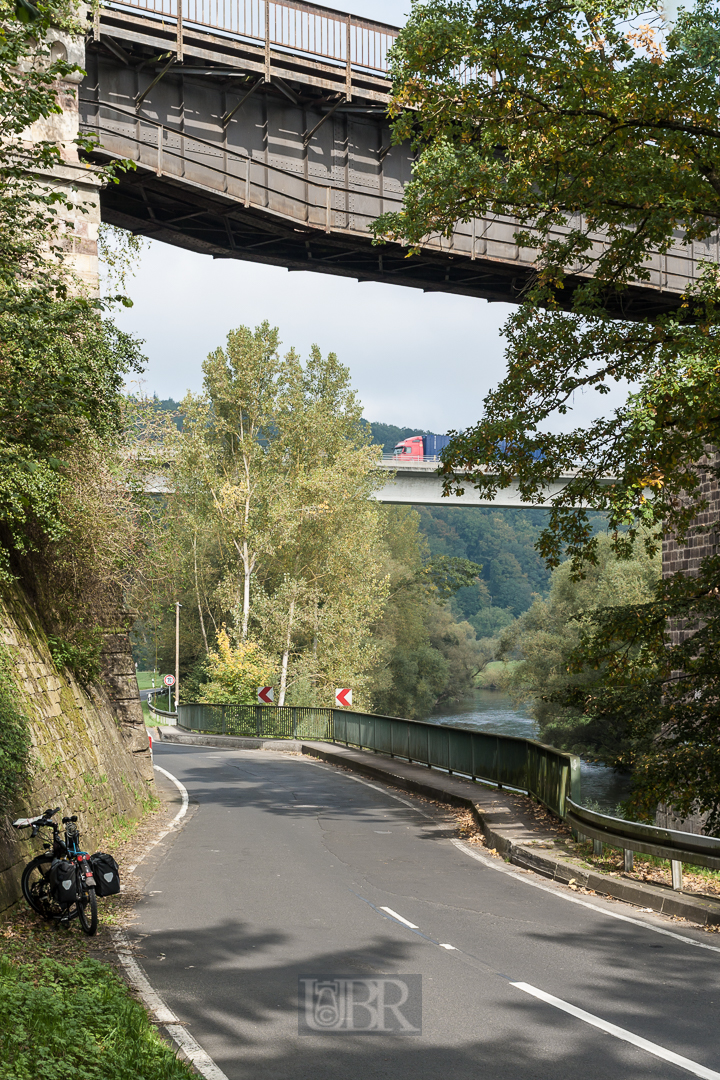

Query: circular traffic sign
[164,674,176,687]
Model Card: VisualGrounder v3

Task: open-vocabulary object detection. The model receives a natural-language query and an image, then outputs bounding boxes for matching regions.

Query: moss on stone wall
[0,585,153,913]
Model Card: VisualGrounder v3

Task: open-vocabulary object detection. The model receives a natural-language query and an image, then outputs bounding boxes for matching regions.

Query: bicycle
[13,807,98,936]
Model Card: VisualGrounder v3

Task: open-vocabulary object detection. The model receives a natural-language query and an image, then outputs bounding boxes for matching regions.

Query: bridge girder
[79,5,708,316]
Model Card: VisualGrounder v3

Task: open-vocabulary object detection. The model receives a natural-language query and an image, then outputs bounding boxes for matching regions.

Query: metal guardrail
[147,688,178,722]
[566,799,720,891]
[106,0,398,75]
[567,799,720,871]
[176,702,580,818]
[178,702,332,739]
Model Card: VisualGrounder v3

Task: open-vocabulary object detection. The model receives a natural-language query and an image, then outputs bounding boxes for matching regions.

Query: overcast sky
[113,0,628,433]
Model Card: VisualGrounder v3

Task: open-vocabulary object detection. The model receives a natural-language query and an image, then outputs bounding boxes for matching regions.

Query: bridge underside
[80,6,704,315]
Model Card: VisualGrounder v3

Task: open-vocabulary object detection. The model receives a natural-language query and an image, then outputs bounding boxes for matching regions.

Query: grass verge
[0,953,194,1079]
[1,790,192,1078]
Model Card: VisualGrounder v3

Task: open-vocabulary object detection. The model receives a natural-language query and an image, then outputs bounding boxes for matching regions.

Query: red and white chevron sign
[257,686,274,704]
[335,688,352,708]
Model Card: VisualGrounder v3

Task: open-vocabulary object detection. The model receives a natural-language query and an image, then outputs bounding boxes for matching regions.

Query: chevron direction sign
[335,688,352,708]
[257,686,274,704]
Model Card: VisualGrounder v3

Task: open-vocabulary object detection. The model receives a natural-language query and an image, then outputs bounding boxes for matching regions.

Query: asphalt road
[136,744,720,1080]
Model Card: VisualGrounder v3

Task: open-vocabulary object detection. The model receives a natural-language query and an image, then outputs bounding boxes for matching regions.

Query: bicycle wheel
[77,886,98,936]
[21,855,60,919]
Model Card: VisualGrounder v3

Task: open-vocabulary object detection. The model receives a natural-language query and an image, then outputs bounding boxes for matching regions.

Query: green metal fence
[178,703,333,741]
[177,703,580,818]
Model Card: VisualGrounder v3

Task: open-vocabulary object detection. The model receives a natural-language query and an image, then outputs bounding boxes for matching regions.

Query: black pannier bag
[90,852,120,897]
[49,859,77,906]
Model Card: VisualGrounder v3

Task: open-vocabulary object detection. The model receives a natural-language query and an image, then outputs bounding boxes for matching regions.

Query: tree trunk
[278,598,296,706]
[193,534,209,653]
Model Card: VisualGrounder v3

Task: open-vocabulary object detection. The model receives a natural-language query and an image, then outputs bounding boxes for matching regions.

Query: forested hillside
[362,422,553,636]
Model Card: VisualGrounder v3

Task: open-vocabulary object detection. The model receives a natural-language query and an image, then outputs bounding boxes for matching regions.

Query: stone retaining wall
[0,586,153,912]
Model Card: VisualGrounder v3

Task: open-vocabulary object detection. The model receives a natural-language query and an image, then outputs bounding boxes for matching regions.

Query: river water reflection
[428,689,631,810]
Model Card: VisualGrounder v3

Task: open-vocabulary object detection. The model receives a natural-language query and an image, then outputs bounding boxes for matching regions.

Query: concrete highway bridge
[80,0,713,313]
[141,453,595,508]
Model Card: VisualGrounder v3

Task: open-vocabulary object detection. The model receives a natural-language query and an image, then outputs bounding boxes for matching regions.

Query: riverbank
[427,687,632,810]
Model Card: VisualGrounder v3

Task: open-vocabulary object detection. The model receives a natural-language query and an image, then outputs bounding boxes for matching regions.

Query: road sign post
[335,688,352,708]
[257,686,274,705]
[164,673,175,713]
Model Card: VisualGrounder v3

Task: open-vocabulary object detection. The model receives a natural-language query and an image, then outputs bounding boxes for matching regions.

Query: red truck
[392,434,451,461]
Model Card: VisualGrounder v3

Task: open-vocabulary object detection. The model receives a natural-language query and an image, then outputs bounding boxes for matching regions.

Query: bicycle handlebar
[11,807,61,830]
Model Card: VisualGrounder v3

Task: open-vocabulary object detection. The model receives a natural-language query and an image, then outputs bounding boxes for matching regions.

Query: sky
[112,0,629,434]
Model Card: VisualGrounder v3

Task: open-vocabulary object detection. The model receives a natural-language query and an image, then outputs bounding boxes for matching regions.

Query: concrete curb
[155,728,302,752]
[299,743,720,928]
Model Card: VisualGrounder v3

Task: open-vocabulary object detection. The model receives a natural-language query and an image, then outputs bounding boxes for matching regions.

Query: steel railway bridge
[81,0,711,312]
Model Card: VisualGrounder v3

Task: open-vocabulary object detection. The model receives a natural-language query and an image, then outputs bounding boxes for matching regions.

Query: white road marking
[303,756,720,953]
[113,929,230,1080]
[126,764,190,873]
[451,838,720,955]
[438,943,457,950]
[511,981,720,1079]
[380,906,419,928]
[154,763,189,823]
[305,757,720,954]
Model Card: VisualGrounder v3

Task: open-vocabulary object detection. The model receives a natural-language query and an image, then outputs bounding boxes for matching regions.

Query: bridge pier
[27,16,101,294]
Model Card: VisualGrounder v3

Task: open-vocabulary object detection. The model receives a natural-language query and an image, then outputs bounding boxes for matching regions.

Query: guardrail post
[624,848,634,872]
[593,839,603,856]
[671,860,683,891]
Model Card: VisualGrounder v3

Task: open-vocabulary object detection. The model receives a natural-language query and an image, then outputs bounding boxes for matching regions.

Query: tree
[370,506,488,717]
[373,0,720,822]
[497,534,661,763]
[198,629,276,705]
[0,0,146,681]
[374,0,720,564]
[166,327,389,709]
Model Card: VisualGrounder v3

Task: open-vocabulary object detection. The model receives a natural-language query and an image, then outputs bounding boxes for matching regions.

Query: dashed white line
[450,838,720,955]
[304,756,720,955]
[380,906,419,928]
[512,982,720,1080]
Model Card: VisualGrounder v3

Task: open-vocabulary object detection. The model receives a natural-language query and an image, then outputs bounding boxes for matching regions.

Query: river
[428,689,632,810]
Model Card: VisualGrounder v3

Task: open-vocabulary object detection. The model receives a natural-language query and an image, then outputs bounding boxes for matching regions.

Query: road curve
[134,744,720,1080]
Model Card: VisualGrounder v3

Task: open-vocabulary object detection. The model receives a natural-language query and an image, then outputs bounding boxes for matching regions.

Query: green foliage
[363,420,436,454]
[199,628,276,704]
[414,554,482,599]
[0,955,193,1080]
[0,0,147,684]
[374,0,720,566]
[550,556,720,830]
[416,505,567,634]
[137,326,388,710]
[47,625,103,687]
[497,534,661,768]
[0,647,31,809]
[375,0,720,820]
[370,507,490,717]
